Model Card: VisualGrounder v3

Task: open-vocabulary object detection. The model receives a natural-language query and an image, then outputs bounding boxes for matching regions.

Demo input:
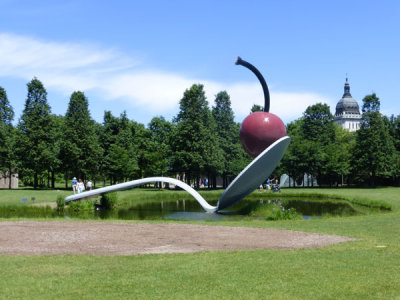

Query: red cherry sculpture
[240,111,286,158]
[236,57,286,157]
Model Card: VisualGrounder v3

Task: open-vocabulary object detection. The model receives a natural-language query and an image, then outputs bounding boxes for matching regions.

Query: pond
[96,198,365,221]
[0,197,377,221]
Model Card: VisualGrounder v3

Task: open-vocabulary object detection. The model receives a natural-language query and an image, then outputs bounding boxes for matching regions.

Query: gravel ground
[0,221,356,255]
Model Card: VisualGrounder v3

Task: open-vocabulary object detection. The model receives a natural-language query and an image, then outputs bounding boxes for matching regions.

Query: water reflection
[95,198,362,221]
[0,197,369,221]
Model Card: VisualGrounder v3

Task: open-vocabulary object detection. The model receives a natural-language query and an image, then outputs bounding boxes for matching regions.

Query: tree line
[278,97,400,186]
[0,78,399,189]
[0,78,250,189]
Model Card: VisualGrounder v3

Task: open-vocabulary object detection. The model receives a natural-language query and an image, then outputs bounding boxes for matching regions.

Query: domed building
[334,78,361,132]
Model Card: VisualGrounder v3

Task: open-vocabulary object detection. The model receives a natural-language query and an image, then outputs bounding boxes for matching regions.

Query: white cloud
[202,81,335,123]
[0,33,335,124]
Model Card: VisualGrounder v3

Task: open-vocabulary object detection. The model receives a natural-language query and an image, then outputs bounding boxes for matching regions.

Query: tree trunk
[34,173,38,189]
[8,167,12,189]
[51,170,55,189]
[371,170,376,186]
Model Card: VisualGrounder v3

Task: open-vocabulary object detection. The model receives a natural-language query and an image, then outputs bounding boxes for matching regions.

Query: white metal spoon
[65,136,290,213]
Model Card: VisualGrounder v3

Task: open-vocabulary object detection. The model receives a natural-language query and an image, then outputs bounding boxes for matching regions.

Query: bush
[56,195,65,212]
[67,199,96,211]
[243,200,301,221]
[100,192,117,209]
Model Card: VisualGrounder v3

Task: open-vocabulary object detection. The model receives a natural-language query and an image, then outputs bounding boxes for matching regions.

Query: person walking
[71,177,78,194]
[77,179,85,193]
[86,179,92,191]
[266,178,271,190]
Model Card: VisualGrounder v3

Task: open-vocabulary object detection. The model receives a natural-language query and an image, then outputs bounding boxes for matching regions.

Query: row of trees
[1,78,399,189]
[278,96,400,186]
[0,78,250,189]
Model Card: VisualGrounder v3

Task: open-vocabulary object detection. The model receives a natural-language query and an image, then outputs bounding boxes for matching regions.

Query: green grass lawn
[0,187,399,299]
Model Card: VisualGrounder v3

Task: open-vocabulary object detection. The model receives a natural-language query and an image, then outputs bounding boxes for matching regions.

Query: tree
[353,94,396,185]
[212,91,246,187]
[322,125,353,186]
[111,113,138,182]
[280,120,308,187]
[59,91,102,186]
[47,114,63,188]
[99,111,140,183]
[0,86,16,188]
[387,115,400,185]
[250,104,263,113]
[280,103,354,187]
[171,84,222,187]
[302,103,335,144]
[130,121,152,178]
[99,110,120,183]
[301,103,337,183]
[147,116,174,178]
[16,78,55,188]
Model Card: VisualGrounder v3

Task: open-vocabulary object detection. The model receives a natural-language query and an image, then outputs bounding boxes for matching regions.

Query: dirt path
[0,221,356,255]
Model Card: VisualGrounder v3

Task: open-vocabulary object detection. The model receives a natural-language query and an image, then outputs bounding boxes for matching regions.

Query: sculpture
[65,58,291,212]
[236,57,287,157]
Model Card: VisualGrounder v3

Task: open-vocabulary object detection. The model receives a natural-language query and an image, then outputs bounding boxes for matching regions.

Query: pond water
[94,198,363,221]
[0,197,368,221]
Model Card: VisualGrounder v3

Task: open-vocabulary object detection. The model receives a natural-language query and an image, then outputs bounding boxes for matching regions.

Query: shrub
[245,201,301,221]
[100,192,117,209]
[67,199,96,211]
[56,195,65,212]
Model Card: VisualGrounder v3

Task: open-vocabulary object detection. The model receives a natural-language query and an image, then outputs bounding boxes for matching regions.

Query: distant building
[0,171,18,189]
[334,78,361,132]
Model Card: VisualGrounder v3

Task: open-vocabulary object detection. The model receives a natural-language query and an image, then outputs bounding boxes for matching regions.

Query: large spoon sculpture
[66,58,290,212]
[65,136,290,212]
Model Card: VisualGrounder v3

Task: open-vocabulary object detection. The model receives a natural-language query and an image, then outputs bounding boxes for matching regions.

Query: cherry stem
[235,56,270,112]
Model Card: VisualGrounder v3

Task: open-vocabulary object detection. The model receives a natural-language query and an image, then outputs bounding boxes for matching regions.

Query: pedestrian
[266,178,271,190]
[71,177,78,194]
[86,179,92,191]
[77,178,85,193]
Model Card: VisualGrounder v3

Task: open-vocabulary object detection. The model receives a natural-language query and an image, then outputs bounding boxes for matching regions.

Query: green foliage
[147,116,174,177]
[3,77,400,188]
[240,200,301,220]
[250,104,263,113]
[0,86,17,188]
[353,94,396,185]
[60,91,102,181]
[67,199,96,211]
[171,84,224,187]
[212,91,249,187]
[0,86,14,125]
[56,194,65,211]
[16,78,56,188]
[302,102,335,144]
[100,192,117,209]
[130,121,152,178]
[263,205,300,220]
[0,205,54,218]
[279,97,400,186]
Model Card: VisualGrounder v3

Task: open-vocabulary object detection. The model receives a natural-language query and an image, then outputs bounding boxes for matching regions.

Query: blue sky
[0,0,399,126]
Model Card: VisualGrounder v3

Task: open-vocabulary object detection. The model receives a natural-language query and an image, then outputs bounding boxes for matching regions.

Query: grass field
[0,186,399,299]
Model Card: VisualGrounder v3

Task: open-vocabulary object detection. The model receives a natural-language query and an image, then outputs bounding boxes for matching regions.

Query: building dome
[335,78,360,116]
